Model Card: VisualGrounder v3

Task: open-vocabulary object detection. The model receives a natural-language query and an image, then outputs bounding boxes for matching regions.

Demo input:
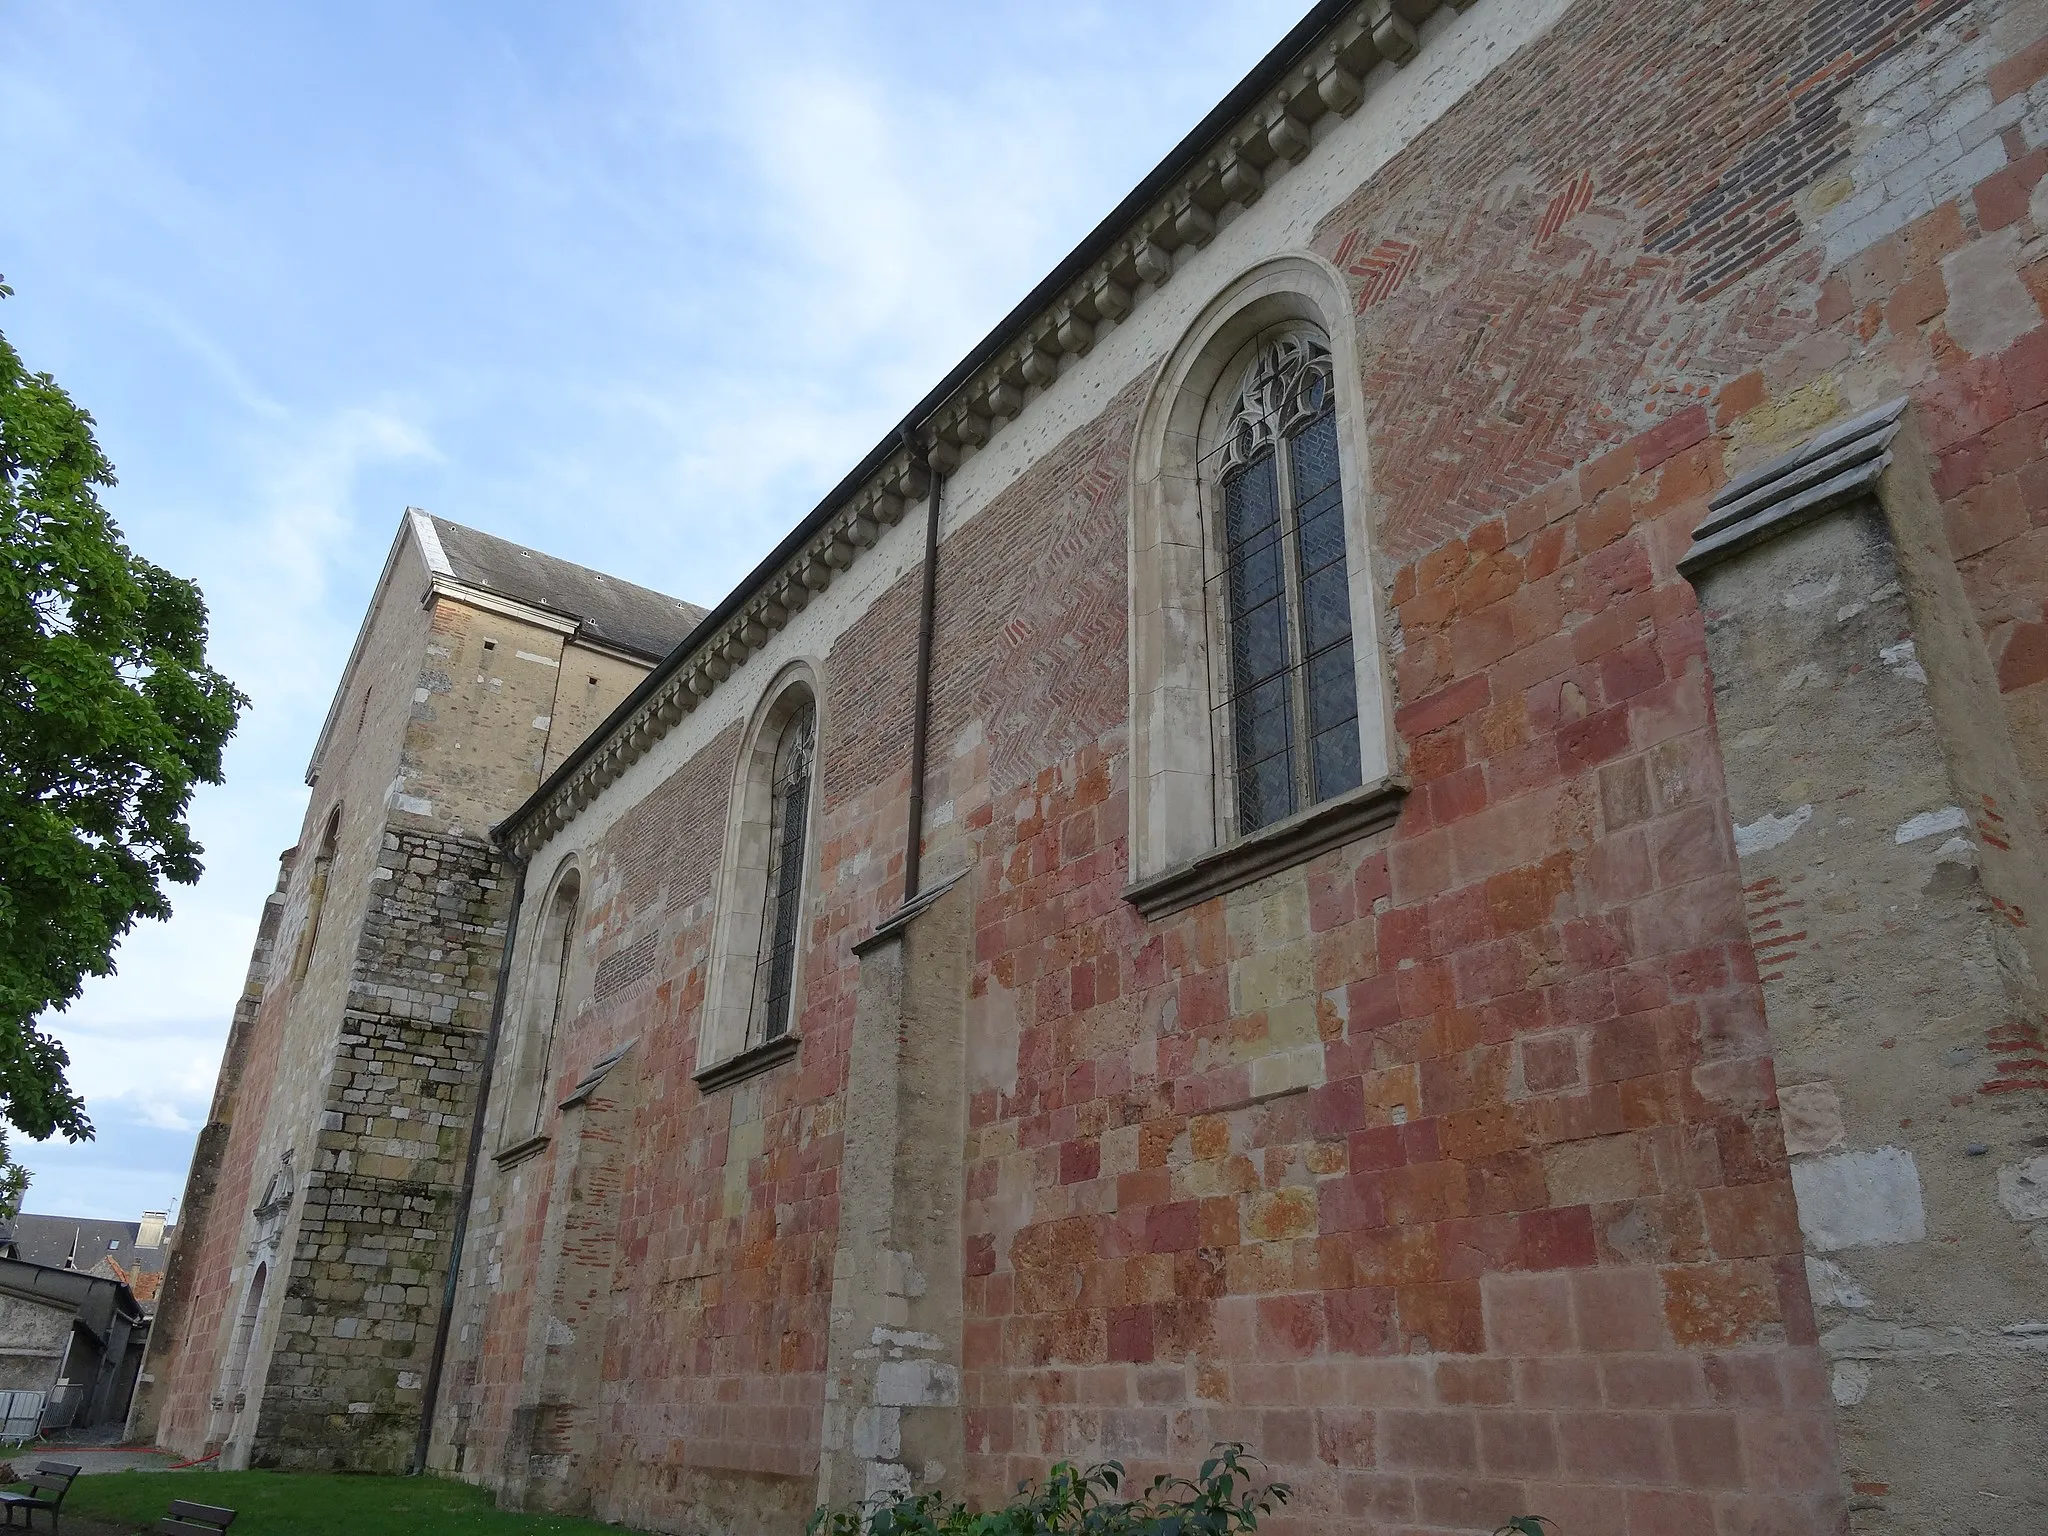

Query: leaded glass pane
[1223,455,1297,833]
[1214,335,1364,836]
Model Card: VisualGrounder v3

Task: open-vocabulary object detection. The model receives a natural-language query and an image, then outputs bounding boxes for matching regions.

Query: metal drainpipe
[410,853,527,1475]
[902,454,945,904]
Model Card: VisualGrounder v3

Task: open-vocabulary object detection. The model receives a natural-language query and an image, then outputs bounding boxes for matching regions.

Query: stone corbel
[1054,304,1094,357]
[1216,147,1264,208]
[1171,192,1217,250]
[1369,0,1418,64]
[1091,272,1133,323]
[1263,103,1312,164]
[1134,235,1173,286]
[1018,338,1060,389]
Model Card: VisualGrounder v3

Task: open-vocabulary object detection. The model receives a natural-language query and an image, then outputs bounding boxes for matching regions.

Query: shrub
[809,1443,1290,1536]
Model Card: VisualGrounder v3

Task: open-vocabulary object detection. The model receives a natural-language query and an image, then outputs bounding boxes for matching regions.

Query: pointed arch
[1126,254,1401,912]
[698,661,823,1079]
[499,857,583,1152]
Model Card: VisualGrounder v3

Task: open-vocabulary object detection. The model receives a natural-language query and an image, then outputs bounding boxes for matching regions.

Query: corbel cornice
[500,0,1472,857]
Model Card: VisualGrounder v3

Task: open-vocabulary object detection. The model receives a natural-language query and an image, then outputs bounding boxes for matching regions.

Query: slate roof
[426,514,707,663]
[0,1214,172,1278]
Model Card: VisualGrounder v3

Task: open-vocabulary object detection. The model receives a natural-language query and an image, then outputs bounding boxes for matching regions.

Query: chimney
[137,1211,167,1249]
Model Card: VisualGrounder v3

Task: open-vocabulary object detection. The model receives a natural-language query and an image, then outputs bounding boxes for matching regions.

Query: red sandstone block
[1627,1487,1716,1536]
[1257,1294,1326,1361]
[2004,324,2048,413]
[1061,1138,1101,1185]
[1578,487,1637,555]
[1381,1409,1480,1472]
[1602,1353,1705,1409]
[1699,1181,1800,1260]
[1354,1225,1444,1288]
[1414,1474,1528,1530]
[1397,672,1492,738]
[1518,1482,1629,1536]
[1715,370,1767,429]
[1351,1124,1409,1174]
[1976,149,2048,231]
[1581,445,1637,503]
[1435,1357,1514,1405]
[1342,1470,1417,1522]
[1661,1260,1780,1349]
[1921,355,2016,451]
[1328,1285,1398,1357]
[1636,406,1710,473]
[1398,1279,1485,1354]
[1672,1411,1742,1489]
[1477,1411,1561,1478]
[1737,1412,1837,1494]
[1315,1405,1378,1467]
[1516,1357,1603,1409]
[1320,1172,1388,1236]
[1947,474,2026,559]
[1483,1271,1577,1355]
[1557,1410,1675,1484]
[1571,1268,1669,1352]
[1991,31,2048,100]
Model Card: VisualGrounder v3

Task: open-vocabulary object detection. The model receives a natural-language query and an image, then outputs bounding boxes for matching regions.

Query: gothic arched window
[748,701,815,1047]
[1210,330,1361,833]
[1126,257,1400,918]
[698,669,823,1084]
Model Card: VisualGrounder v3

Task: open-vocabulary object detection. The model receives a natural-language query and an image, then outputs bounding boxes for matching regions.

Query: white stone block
[1997,1155,2048,1222]
[1791,1146,1928,1251]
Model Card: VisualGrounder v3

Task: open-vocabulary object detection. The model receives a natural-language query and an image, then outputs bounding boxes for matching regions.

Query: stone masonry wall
[252,826,509,1470]
[432,2,2048,1533]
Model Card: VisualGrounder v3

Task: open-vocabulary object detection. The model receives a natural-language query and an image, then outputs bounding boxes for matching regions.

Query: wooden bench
[0,1462,79,1532]
[155,1501,236,1536]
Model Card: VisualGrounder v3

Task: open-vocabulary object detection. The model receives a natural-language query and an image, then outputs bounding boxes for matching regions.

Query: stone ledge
[1679,396,1908,577]
[1124,774,1408,920]
[491,1134,550,1170]
[692,1033,800,1095]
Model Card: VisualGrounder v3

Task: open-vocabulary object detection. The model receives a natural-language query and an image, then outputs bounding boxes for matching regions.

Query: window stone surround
[1127,254,1401,900]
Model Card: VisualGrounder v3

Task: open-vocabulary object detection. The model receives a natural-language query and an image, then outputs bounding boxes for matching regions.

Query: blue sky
[0,1,1308,1220]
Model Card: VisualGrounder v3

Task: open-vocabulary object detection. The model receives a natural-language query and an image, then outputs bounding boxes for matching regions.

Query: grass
[58,1470,662,1535]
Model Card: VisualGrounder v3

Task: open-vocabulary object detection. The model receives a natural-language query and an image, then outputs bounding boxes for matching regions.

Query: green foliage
[809,1443,1290,1536]
[1494,1519,1557,1535]
[0,277,247,1159]
[60,1468,659,1534]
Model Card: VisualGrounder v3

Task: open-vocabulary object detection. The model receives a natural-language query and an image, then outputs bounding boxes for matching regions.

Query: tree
[0,276,247,1212]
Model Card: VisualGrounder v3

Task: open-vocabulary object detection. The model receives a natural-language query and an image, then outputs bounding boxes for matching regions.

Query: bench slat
[167,1500,237,1523]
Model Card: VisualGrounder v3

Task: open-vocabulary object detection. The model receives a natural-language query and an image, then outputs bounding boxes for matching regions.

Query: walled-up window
[503,864,580,1149]
[1211,331,1361,833]
[225,1262,267,1400]
[749,701,815,1047]
[287,807,341,988]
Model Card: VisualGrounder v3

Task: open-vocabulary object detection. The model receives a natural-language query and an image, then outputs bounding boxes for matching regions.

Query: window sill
[492,1134,550,1170]
[692,1033,800,1094]
[1124,774,1409,920]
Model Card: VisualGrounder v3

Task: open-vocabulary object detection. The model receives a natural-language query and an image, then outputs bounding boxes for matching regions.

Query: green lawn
[61,1470,661,1535]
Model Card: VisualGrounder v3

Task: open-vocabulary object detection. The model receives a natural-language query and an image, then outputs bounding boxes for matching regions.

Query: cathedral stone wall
[428,2,2048,1534]
[148,524,677,1470]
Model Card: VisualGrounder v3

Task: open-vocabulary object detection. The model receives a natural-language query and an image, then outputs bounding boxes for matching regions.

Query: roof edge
[498,0,1479,854]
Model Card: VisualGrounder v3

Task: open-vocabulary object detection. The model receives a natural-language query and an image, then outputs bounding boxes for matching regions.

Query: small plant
[809,1442,1290,1536]
[1494,1519,1557,1536]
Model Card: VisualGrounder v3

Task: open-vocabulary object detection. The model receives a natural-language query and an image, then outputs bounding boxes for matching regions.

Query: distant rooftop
[0,1213,174,1309]
[416,511,707,663]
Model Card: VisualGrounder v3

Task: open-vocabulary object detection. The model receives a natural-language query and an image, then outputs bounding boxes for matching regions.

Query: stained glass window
[750,701,816,1044]
[1214,333,1361,835]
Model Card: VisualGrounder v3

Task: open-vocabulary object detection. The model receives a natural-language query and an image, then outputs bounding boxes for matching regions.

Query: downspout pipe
[411,853,528,1475]
[902,455,944,905]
